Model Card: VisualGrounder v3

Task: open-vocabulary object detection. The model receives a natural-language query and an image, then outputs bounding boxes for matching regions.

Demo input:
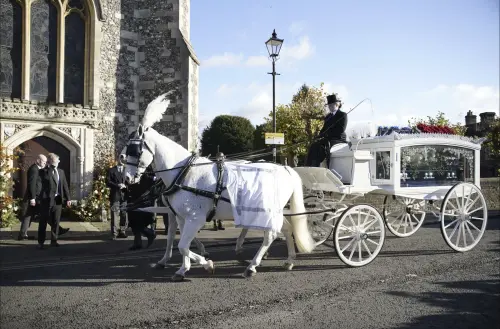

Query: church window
[0,0,23,99]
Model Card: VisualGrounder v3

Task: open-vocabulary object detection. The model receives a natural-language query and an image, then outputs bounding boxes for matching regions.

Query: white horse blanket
[225,162,292,233]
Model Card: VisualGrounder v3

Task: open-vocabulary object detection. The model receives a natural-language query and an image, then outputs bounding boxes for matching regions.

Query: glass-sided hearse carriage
[292,132,488,268]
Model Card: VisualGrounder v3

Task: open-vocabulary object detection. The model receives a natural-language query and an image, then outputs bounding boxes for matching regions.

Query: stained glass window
[64,12,85,104]
[30,0,57,101]
[0,0,22,98]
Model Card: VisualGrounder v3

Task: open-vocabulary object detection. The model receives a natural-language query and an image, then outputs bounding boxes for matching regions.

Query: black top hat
[326,94,340,105]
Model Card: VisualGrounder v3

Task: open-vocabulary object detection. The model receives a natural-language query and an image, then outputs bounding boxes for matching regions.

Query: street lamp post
[265,29,283,163]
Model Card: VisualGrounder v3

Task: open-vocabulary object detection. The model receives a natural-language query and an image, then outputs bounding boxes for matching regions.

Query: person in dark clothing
[306,93,348,167]
[37,153,72,248]
[106,158,128,239]
[18,154,46,240]
[19,154,69,240]
[155,195,170,235]
[127,169,156,250]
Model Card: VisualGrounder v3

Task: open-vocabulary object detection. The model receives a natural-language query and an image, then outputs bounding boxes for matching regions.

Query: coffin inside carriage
[328,132,484,191]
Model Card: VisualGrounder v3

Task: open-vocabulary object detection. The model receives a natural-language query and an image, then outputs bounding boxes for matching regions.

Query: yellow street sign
[265,132,285,145]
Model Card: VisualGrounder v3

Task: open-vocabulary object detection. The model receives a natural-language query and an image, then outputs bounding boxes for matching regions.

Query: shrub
[0,143,21,228]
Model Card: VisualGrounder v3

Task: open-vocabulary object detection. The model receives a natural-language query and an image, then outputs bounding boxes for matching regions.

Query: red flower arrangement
[416,123,456,135]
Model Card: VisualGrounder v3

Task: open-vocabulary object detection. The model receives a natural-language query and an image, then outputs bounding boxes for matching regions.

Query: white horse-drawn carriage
[123,93,488,280]
[294,132,488,267]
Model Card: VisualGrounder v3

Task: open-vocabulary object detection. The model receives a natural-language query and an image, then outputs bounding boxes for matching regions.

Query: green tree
[484,118,500,176]
[201,115,256,157]
[265,83,330,164]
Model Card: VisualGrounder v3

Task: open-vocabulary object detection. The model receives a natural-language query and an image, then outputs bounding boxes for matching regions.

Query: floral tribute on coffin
[374,111,468,138]
[366,113,487,188]
[0,143,20,228]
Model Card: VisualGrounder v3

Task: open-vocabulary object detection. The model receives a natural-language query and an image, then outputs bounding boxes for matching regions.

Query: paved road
[1,220,499,329]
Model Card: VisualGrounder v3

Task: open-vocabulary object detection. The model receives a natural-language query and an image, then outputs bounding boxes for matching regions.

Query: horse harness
[125,138,229,222]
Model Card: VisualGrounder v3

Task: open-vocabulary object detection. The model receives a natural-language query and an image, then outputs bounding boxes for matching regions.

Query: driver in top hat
[305,93,348,167]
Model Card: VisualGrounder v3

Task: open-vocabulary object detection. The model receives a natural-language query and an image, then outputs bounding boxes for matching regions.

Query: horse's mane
[141,93,172,129]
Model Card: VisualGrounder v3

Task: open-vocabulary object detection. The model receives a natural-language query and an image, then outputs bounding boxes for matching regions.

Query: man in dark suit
[18,154,69,240]
[306,93,348,167]
[127,169,156,250]
[107,157,128,239]
[37,153,72,248]
[18,154,46,240]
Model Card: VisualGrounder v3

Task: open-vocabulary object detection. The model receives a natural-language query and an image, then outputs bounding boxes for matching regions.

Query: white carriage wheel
[383,195,426,237]
[308,212,336,246]
[334,204,385,267]
[440,182,488,252]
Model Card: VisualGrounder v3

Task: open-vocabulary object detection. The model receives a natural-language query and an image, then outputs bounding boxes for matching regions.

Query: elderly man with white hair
[19,154,70,240]
[37,153,72,248]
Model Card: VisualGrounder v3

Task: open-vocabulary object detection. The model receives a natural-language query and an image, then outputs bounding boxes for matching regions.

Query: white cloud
[215,84,239,96]
[322,83,349,100]
[245,55,269,67]
[280,36,315,61]
[288,21,306,36]
[346,84,499,131]
[221,81,347,125]
[418,84,499,122]
[200,35,314,68]
[201,52,244,68]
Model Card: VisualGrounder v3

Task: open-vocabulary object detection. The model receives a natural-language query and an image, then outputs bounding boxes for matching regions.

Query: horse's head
[124,124,155,184]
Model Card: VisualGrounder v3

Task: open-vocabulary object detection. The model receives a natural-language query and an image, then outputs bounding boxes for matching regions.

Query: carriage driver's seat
[326,142,351,184]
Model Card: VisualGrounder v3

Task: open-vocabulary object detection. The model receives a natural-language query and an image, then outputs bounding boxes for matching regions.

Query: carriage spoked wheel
[383,195,426,237]
[307,208,344,246]
[334,204,385,267]
[440,182,488,252]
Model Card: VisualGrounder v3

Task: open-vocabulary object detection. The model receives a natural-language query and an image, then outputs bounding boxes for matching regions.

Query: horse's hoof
[283,262,294,271]
[242,269,256,278]
[202,252,210,258]
[171,273,185,282]
[204,260,215,274]
[154,263,166,270]
[262,252,269,260]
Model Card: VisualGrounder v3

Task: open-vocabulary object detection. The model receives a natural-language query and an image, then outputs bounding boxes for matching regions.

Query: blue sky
[190,0,499,132]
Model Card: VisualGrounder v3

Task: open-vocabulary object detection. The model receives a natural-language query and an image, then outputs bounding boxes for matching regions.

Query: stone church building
[0,0,199,199]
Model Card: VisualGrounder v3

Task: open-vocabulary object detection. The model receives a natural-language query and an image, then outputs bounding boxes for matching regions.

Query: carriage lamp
[265,29,284,162]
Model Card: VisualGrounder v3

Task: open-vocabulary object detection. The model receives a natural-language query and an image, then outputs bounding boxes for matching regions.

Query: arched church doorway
[12,136,70,199]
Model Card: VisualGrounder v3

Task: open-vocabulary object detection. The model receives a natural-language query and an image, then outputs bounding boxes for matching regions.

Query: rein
[127,153,230,222]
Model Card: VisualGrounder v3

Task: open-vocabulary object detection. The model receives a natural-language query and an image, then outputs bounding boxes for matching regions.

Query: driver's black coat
[126,173,156,229]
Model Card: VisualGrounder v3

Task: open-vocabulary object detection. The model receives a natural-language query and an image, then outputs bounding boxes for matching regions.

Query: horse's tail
[287,168,315,254]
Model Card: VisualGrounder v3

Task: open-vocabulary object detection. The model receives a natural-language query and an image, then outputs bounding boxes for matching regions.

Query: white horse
[123,93,316,280]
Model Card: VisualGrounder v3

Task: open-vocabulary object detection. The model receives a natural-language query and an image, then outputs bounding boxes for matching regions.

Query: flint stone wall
[95,0,195,164]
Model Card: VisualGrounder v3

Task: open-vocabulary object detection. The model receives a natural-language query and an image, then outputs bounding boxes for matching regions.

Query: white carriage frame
[290,133,488,267]
[326,133,482,199]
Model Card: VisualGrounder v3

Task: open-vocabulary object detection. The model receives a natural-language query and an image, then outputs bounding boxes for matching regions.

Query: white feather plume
[141,93,172,129]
